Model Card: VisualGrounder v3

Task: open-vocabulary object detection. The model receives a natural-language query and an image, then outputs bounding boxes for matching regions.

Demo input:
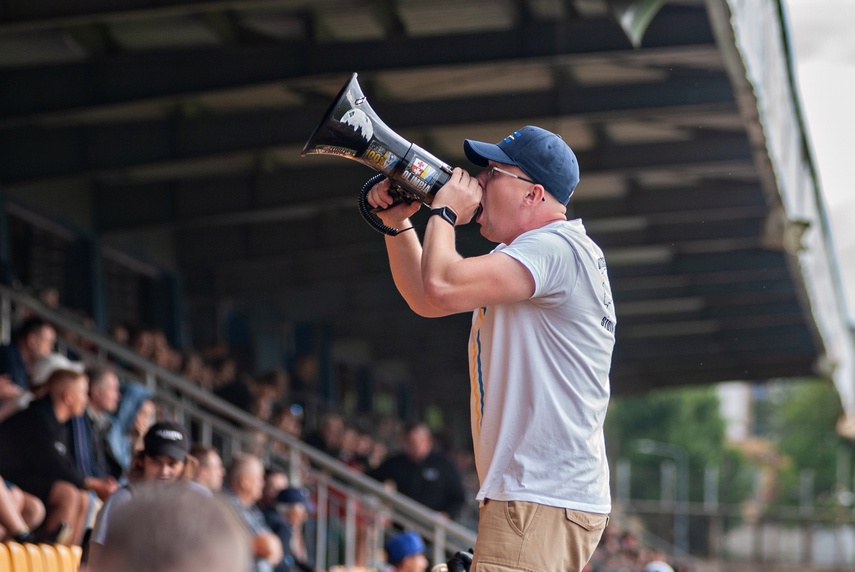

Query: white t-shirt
[468,220,615,513]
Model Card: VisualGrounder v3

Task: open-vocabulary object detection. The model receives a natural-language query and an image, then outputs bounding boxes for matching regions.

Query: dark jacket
[0,396,87,494]
[369,451,466,519]
[69,409,123,480]
[0,343,28,390]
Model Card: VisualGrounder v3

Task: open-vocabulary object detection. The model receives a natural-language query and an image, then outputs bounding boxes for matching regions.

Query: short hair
[189,445,218,467]
[47,369,86,398]
[91,484,250,572]
[225,452,262,488]
[85,366,114,389]
[13,317,52,344]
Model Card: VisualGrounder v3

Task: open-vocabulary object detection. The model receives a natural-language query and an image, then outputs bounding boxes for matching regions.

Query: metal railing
[0,284,476,570]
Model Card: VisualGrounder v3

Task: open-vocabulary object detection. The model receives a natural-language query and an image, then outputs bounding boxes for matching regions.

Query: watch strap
[428,206,458,227]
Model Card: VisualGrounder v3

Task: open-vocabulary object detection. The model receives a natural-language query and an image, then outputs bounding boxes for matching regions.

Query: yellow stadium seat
[0,543,12,572]
[23,543,44,572]
[6,542,28,572]
[68,546,81,571]
[51,545,75,572]
[37,545,59,572]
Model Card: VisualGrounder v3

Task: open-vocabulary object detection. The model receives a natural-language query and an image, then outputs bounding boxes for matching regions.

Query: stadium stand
[0,284,686,572]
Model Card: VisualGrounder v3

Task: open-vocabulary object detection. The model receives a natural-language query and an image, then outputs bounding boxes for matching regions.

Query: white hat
[643,561,675,572]
[31,353,85,387]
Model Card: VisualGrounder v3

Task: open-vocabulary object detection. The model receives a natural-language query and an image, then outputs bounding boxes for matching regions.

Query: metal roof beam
[0,5,714,121]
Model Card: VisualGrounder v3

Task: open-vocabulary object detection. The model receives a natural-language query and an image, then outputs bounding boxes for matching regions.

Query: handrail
[0,283,476,568]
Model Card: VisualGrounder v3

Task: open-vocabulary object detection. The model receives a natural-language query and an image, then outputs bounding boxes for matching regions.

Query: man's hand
[365,177,421,225]
[86,476,120,501]
[431,549,474,572]
[0,375,22,401]
[432,168,482,225]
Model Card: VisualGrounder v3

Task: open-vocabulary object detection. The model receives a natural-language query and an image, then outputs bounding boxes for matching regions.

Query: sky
[782,0,855,322]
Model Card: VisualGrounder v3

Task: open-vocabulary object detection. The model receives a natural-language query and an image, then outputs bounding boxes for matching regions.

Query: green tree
[768,378,846,508]
[606,385,752,504]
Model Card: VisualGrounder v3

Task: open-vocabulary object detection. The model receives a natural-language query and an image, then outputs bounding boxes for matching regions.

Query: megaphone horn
[301,73,453,236]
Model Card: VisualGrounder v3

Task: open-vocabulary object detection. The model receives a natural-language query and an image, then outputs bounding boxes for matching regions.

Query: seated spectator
[385,531,429,572]
[304,412,345,459]
[89,420,200,561]
[69,366,123,481]
[0,366,117,545]
[369,422,466,520]
[106,381,155,476]
[223,453,284,572]
[216,370,284,423]
[0,316,56,391]
[274,487,316,572]
[190,445,225,493]
[0,352,75,423]
[270,403,304,441]
[0,476,44,543]
[88,483,251,572]
[257,469,294,572]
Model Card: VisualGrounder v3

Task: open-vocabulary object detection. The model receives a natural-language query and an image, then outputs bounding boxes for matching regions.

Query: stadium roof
[1,0,852,420]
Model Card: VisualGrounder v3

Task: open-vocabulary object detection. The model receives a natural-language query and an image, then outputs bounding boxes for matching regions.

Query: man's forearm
[420,216,464,313]
[384,221,446,317]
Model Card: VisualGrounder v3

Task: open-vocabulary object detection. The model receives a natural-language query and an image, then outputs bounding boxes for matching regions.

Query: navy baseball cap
[464,125,580,205]
[276,487,316,513]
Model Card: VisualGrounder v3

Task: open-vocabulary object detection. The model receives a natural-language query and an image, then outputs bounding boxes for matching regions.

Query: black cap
[143,421,189,461]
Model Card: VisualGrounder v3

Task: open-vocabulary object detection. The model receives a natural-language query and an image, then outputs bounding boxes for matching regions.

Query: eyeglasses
[486,165,536,185]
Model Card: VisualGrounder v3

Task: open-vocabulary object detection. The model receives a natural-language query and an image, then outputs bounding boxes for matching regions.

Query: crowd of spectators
[0,287,686,572]
[0,291,479,571]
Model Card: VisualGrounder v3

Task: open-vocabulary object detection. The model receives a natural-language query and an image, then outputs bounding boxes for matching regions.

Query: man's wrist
[428,206,458,227]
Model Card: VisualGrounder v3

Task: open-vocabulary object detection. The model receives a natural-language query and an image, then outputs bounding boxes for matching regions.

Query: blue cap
[464,125,580,205]
[276,487,316,513]
[385,531,425,565]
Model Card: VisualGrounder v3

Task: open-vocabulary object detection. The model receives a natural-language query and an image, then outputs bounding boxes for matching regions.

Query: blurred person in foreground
[366,126,615,571]
[88,483,251,572]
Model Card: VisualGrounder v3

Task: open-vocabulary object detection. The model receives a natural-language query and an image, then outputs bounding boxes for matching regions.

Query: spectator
[257,469,293,572]
[385,531,428,572]
[0,352,77,423]
[106,381,155,476]
[224,453,284,572]
[88,483,251,572]
[216,370,284,422]
[190,445,225,493]
[274,488,316,572]
[69,366,123,481]
[89,420,199,561]
[304,412,344,459]
[0,316,56,391]
[0,367,117,545]
[271,403,304,441]
[370,422,466,520]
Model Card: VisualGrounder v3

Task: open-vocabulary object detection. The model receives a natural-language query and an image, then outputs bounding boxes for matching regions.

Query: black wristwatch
[428,206,458,227]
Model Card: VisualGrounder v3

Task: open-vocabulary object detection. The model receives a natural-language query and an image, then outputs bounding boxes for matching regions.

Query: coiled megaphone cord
[358,174,417,236]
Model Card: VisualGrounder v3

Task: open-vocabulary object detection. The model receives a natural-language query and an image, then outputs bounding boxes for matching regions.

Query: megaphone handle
[358,173,415,236]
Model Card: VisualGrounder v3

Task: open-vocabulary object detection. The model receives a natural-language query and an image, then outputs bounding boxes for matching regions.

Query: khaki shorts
[472,499,608,572]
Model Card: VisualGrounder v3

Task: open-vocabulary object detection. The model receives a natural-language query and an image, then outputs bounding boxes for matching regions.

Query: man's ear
[525,184,546,205]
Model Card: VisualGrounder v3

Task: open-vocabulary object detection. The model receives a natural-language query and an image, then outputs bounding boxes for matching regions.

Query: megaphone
[301,73,453,236]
